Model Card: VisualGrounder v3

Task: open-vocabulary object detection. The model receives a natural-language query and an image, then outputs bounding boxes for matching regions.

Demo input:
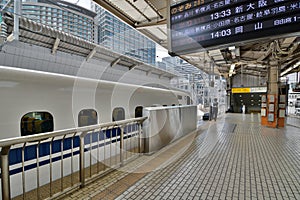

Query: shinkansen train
[0,65,191,140]
[0,65,192,198]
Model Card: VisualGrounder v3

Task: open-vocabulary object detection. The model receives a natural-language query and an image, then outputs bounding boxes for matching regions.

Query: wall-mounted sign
[232,87,267,93]
[250,87,267,93]
[268,113,274,122]
[232,87,251,93]
[280,95,286,103]
[279,104,286,108]
[261,103,267,107]
[269,104,275,112]
[269,94,275,103]
[261,108,266,116]
[170,0,300,54]
[279,109,285,118]
[261,95,266,102]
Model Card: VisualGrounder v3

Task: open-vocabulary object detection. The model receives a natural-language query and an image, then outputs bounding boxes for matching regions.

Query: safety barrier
[143,105,197,153]
[0,117,147,200]
[287,115,300,128]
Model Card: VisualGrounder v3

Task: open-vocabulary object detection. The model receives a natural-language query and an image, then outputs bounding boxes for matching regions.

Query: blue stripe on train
[8,125,138,175]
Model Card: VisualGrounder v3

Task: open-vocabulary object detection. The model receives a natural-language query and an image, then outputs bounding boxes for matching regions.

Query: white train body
[0,65,192,198]
[0,65,190,139]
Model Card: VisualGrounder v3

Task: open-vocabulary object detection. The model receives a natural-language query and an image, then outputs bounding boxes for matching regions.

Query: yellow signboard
[232,88,251,93]
[232,87,267,93]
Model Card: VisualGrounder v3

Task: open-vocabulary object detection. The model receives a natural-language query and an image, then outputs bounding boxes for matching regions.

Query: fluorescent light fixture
[229,46,235,50]
[230,64,235,70]
[281,60,300,76]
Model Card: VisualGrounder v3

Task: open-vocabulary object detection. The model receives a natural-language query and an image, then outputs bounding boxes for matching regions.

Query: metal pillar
[79,134,86,188]
[120,127,124,166]
[13,0,21,40]
[209,61,214,120]
[1,146,11,200]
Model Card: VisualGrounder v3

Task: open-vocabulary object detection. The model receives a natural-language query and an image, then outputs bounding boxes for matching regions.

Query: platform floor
[63,113,300,200]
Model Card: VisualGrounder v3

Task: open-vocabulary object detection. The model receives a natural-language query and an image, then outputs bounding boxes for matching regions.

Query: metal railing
[0,117,147,200]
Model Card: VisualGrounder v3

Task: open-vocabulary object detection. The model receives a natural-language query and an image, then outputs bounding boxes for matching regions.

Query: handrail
[0,116,147,200]
[0,117,147,147]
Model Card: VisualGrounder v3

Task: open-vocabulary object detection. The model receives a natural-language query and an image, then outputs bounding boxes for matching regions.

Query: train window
[187,96,191,105]
[135,106,143,118]
[112,107,125,121]
[21,112,54,136]
[78,109,98,127]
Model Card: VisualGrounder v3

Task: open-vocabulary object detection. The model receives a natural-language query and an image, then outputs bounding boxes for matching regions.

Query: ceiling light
[230,64,235,70]
[281,60,300,76]
[229,46,235,50]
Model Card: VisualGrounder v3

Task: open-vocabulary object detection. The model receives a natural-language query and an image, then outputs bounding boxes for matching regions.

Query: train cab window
[21,112,54,136]
[135,106,143,118]
[112,107,125,121]
[78,109,98,127]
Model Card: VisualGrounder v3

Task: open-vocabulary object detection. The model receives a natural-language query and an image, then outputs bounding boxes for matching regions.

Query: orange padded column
[261,60,281,128]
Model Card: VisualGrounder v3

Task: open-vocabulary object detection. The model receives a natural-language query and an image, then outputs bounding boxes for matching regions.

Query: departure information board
[170,0,300,54]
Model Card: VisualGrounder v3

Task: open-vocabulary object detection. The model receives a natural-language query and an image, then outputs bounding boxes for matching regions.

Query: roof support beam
[111,57,121,67]
[135,19,166,28]
[125,0,151,22]
[159,73,166,78]
[143,0,164,19]
[146,70,152,76]
[51,38,60,54]
[129,64,137,70]
[93,0,135,26]
[86,46,97,61]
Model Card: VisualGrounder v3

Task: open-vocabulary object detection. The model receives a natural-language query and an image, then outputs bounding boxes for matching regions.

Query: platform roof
[93,0,300,78]
[3,13,179,80]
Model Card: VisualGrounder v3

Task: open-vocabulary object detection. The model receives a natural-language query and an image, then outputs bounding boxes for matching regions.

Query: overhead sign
[169,0,300,54]
[232,87,267,93]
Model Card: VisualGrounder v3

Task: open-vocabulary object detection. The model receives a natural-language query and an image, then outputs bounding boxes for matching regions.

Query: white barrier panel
[287,116,300,128]
[143,105,197,153]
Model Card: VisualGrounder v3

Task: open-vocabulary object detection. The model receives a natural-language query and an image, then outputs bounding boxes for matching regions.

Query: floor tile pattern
[116,114,300,200]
